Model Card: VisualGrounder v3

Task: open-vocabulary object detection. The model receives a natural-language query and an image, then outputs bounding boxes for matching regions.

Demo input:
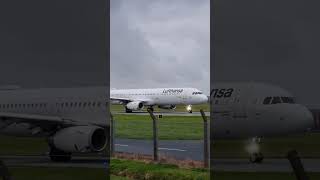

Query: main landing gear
[49,146,72,162]
[125,107,132,113]
[147,106,154,112]
[246,137,264,163]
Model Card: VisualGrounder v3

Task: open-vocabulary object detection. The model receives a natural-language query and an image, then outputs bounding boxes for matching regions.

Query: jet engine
[158,105,176,110]
[51,126,107,153]
[126,101,144,110]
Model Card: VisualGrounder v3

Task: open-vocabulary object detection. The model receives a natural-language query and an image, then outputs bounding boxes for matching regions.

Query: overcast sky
[213,1,320,105]
[0,0,107,88]
[111,0,210,94]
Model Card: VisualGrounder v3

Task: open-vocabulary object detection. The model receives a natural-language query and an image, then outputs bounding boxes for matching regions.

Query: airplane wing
[110,97,150,104]
[0,112,106,134]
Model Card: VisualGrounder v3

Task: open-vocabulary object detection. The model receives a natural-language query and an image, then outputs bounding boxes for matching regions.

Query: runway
[2,155,320,172]
[113,111,210,116]
[115,138,204,161]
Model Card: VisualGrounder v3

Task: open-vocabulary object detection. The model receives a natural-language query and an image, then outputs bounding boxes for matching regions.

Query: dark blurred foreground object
[147,109,159,162]
[287,150,309,180]
[0,160,11,180]
[200,109,209,168]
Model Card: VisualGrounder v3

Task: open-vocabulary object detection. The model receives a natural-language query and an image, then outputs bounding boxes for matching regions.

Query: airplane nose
[303,108,314,130]
[295,105,314,131]
[202,95,208,103]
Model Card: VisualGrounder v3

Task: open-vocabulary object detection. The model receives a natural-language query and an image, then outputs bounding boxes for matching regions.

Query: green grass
[113,114,320,158]
[110,158,320,180]
[211,172,320,180]
[212,133,320,158]
[111,103,209,113]
[111,158,208,180]
[113,115,204,140]
[0,136,47,155]
[8,167,112,180]
[8,164,320,180]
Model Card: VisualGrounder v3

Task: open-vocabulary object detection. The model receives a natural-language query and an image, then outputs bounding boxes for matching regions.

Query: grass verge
[113,115,204,140]
[111,158,208,180]
[9,167,113,180]
[211,172,320,180]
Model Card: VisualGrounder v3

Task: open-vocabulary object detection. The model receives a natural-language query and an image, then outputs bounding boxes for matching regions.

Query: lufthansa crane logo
[163,89,183,94]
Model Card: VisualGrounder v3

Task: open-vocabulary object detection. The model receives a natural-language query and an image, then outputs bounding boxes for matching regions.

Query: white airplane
[0,86,109,162]
[211,82,314,163]
[110,88,208,113]
[0,83,312,164]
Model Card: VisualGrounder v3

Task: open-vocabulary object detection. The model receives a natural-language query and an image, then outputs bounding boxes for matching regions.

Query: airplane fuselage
[211,83,313,139]
[0,87,108,137]
[111,88,207,107]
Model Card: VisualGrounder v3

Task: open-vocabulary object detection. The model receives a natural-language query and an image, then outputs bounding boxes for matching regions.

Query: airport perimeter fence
[110,109,210,168]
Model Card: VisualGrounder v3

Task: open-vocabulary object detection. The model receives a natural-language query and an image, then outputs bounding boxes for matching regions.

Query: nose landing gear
[249,152,264,163]
[186,105,192,113]
[246,137,264,163]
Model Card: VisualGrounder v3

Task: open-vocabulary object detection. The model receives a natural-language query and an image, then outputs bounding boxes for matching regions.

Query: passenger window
[271,97,281,104]
[263,97,272,104]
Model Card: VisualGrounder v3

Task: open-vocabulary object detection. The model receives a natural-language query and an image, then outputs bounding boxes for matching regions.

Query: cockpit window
[263,97,272,104]
[271,97,281,104]
[263,96,295,105]
[192,92,203,95]
[281,97,295,104]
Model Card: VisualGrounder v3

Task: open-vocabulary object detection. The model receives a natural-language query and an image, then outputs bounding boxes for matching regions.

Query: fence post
[110,113,114,157]
[200,109,209,168]
[148,109,158,161]
[287,150,309,180]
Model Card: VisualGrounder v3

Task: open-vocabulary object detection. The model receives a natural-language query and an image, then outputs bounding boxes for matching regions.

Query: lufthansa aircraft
[0,86,108,162]
[110,88,208,113]
[211,82,314,163]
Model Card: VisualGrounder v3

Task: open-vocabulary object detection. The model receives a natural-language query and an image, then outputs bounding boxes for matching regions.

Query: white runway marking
[115,143,187,152]
[115,144,129,147]
[159,147,187,152]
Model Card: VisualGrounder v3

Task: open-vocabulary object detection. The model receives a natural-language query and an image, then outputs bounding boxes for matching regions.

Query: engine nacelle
[126,101,144,110]
[51,126,107,153]
[158,105,176,110]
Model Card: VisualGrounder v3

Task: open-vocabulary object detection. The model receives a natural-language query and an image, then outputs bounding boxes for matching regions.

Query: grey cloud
[111,0,209,94]
[0,0,107,88]
[213,0,320,104]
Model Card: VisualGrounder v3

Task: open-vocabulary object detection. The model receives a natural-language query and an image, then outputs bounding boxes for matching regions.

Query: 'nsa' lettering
[211,88,233,98]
